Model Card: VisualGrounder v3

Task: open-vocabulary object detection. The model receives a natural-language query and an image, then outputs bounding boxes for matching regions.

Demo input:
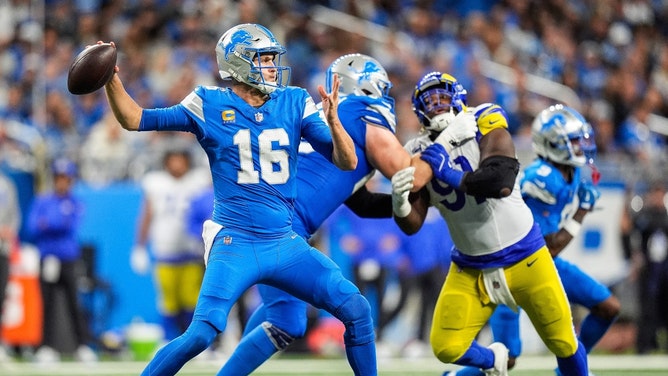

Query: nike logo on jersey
[527,258,538,267]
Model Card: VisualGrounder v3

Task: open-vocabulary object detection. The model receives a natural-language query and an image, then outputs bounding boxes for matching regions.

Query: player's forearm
[548,210,587,257]
[329,118,358,170]
[393,189,429,235]
[409,155,433,192]
[104,73,143,131]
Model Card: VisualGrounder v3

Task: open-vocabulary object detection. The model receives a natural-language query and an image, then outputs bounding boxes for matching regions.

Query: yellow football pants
[154,261,204,315]
[430,246,579,363]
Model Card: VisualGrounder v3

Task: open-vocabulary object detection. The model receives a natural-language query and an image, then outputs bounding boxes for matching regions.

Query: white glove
[392,166,415,218]
[130,245,151,275]
[434,109,477,153]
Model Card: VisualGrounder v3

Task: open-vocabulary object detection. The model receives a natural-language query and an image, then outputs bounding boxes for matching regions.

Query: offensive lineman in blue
[219,54,476,375]
[100,24,377,376]
[446,105,620,376]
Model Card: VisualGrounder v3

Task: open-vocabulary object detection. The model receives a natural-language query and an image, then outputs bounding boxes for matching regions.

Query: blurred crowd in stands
[0,0,667,356]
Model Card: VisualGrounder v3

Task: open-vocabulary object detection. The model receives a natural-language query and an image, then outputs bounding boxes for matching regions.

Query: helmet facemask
[215,24,291,94]
[416,87,457,133]
[412,72,465,135]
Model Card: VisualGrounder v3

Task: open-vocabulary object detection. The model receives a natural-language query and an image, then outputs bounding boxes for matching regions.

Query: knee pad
[333,293,375,346]
[261,322,296,351]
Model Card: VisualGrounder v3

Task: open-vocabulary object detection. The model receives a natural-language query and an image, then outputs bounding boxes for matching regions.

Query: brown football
[67,43,117,95]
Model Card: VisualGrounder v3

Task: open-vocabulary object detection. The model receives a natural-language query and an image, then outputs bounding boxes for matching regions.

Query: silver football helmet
[531,104,596,167]
[215,23,291,94]
[325,53,392,99]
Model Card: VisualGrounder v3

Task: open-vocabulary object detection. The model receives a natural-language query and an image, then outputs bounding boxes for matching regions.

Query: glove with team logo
[420,143,465,188]
[391,166,415,218]
[577,181,600,211]
[433,109,477,153]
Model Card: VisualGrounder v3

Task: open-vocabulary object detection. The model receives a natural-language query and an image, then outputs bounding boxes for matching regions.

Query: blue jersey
[292,95,396,238]
[140,85,335,236]
[520,158,581,236]
[186,187,214,239]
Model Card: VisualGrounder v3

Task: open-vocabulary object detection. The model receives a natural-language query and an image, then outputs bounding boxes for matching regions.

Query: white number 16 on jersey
[233,128,290,185]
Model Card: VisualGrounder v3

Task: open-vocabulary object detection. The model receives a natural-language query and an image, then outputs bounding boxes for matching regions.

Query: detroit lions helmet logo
[354,61,382,85]
[224,30,253,60]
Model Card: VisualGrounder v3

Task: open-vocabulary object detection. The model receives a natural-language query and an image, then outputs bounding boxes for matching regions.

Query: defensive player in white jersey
[131,148,211,340]
[448,106,619,376]
[391,72,589,376]
[101,23,378,376]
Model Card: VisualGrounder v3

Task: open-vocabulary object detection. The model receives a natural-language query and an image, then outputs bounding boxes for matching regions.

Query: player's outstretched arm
[344,186,392,219]
[102,42,143,131]
[318,74,357,170]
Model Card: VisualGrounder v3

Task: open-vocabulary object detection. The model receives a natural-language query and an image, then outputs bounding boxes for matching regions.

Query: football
[67,43,117,95]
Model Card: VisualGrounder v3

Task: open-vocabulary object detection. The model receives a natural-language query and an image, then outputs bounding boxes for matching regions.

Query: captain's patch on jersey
[222,110,235,122]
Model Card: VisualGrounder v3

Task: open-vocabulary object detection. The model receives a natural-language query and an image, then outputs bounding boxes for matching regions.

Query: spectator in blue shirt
[27,158,97,363]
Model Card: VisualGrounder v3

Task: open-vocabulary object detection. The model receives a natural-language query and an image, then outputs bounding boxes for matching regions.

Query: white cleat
[74,345,98,363]
[483,342,509,376]
[34,346,60,364]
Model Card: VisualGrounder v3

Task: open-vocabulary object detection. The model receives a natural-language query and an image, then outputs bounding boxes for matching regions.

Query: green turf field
[1,354,666,376]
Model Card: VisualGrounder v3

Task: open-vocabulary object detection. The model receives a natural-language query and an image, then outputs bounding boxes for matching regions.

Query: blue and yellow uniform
[408,103,587,375]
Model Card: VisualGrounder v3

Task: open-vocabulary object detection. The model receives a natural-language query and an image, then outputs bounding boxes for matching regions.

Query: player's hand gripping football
[391,166,415,218]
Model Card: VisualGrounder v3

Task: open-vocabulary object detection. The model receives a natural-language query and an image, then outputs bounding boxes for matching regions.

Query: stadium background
[0,0,667,364]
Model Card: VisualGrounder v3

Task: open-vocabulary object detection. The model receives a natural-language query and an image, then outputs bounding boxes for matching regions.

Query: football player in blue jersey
[218,54,476,375]
[392,72,590,376]
[101,24,381,376]
[444,105,620,376]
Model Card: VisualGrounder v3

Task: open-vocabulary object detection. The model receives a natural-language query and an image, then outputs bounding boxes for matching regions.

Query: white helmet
[325,53,392,99]
[531,104,596,167]
[215,23,291,94]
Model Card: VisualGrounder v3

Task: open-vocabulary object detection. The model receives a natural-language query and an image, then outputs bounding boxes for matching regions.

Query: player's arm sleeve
[140,105,196,132]
[139,89,203,136]
[461,155,520,198]
[344,186,393,219]
[458,104,518,198]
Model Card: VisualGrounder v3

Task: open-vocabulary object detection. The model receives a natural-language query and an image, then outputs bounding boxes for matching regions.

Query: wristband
[563,219,582,236]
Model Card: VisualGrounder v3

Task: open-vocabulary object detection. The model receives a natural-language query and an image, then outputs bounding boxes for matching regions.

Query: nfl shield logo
[255,112,264,122]
[223,236,232,245]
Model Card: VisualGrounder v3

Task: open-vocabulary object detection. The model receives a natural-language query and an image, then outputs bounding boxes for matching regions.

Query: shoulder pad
[474,103,509,136]
[403,133,432,155]
[520,160,562,204]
